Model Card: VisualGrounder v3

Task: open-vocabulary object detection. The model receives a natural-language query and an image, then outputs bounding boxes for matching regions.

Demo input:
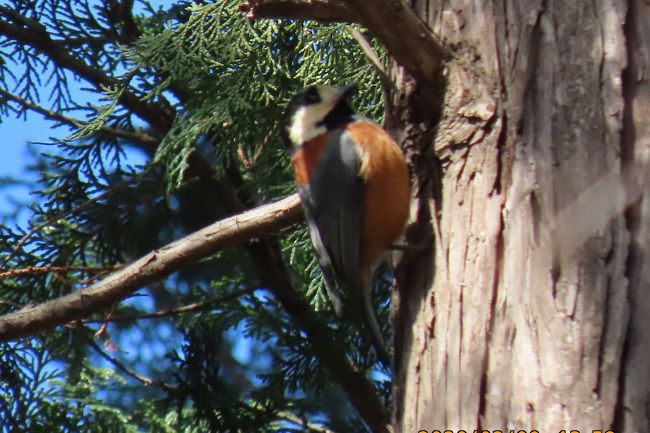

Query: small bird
[280,84,411,364]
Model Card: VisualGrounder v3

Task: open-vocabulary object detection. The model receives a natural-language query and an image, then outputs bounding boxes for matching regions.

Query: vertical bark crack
[612,0,637,429]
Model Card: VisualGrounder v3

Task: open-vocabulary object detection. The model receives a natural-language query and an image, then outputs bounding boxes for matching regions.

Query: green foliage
[0,0,389,432]
[0,339,138,433]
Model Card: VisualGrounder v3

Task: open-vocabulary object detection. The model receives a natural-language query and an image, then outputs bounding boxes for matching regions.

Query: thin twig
[347,28,395,93]
[347,28,396,125]
[83,286,259,323]
[89,339,178,391]
[0,88,159,146]
[238,124,279,168]
[0,10,175,132]
[276,410,337,433]
[1,186,128,271]
[0,265,123,280]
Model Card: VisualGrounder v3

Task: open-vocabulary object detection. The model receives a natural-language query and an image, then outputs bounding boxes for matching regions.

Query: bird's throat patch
[291,133,329,187]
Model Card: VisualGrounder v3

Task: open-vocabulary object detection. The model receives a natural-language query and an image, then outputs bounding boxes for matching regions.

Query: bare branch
[240,0,446,82]
[0,265,123,280]
[347,28,396,121]
[0,194,303,341]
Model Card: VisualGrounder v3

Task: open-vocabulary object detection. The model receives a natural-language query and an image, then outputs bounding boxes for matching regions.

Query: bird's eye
[304,87,320,104]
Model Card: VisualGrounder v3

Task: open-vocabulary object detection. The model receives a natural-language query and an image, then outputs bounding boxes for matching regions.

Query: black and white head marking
[280,84,356,148]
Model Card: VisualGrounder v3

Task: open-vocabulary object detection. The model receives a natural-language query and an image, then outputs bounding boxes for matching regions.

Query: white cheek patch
[317,85,338,102]
[288,103,333,145]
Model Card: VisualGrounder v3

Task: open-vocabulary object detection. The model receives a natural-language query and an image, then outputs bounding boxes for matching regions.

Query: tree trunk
[393,1,650,432]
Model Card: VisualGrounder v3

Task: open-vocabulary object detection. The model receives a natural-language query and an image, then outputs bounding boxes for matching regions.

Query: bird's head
[280,84,356,148]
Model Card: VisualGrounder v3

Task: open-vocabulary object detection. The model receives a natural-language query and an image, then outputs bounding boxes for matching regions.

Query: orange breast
[346,122,411,281]
[291,134,329,187]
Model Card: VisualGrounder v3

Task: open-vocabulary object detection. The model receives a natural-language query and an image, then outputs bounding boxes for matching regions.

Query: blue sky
[0,113,50,222]
[0,0,168,225]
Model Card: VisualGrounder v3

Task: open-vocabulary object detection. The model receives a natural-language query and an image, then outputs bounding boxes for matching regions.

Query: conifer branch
[240,0,447,82]
[0,7,175,132]
[0,190,390,432]
[0,194,303,341]
[1,181,135,271]
[276,411,337,433]
[82,287,258,323]
[88,340,178,392]
[0,88,159,148]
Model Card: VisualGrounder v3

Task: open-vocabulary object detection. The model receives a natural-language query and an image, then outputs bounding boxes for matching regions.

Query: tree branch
[275,410,337,433]
[0,265,122,280]
[0,88,159,149]
[88,339,178,392]
[347,28,394,92]
[240,0,446,82]
[0,7,175,132]
[83,286,258,323]
[0,194,303,341]
[239,0,354,22]
[104,0,140,44]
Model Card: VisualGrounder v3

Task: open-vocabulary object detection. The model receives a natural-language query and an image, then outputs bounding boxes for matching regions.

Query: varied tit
[280,84,411,364]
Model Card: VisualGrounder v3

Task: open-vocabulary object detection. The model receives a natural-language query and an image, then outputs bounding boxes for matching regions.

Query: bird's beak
[338,84,357,100]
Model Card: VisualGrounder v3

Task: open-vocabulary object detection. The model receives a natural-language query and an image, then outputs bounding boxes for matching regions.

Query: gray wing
[299,129,364,312]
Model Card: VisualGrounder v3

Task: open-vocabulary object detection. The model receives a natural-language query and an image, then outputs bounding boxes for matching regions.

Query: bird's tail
[361,284,390,368]
[322,266,344,317]
[325,271,390,368]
